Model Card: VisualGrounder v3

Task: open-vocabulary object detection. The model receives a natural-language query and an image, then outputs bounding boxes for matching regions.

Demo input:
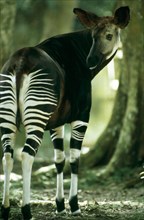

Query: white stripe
[27,134,41,145]
[0,123,16,132]
[71,120,88,128]
[26,125,45,133]
[24,144,36,154]
[51,126,64,141]
[24,108,51,116]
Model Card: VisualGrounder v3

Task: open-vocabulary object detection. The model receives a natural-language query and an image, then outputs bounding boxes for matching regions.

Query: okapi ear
[73,8,100,28]
[114,6,130,28]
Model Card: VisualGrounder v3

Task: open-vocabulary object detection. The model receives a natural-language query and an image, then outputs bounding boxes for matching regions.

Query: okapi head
[73,6,130,70]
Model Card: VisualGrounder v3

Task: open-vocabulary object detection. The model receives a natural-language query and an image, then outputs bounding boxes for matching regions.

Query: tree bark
[0,0,16,68]
[105,0,144,175]
[82,0,144,174]
[13,0,48,49]
[41,0,77,40]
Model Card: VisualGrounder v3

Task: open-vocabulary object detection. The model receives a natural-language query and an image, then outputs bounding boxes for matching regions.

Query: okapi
[0,6,130,219]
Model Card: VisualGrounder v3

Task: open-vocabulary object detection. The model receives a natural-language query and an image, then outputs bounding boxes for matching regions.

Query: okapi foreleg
[69,121,88,214]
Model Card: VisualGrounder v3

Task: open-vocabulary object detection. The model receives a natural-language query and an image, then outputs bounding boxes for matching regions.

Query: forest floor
[0,161,144,220]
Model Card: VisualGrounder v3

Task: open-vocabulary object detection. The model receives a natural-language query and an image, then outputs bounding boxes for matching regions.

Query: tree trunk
[0,0,16,68]
[83,0,144,174]
[41,0,77,40]
[13,0,48,49]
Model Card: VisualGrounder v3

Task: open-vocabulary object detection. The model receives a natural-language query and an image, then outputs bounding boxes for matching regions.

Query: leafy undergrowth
[0,162,144,220]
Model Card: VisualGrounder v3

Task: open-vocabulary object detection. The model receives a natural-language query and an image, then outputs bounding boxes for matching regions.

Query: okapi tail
[6,47,32,130]
[14,48,31,129]
[15,47,50,130]
[0,47,43,130]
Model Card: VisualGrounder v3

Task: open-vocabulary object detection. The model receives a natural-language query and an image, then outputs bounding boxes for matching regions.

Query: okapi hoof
[69,195,81,215]
[21,204,32,220]
[1,205,10,220]
[55,198,66,214]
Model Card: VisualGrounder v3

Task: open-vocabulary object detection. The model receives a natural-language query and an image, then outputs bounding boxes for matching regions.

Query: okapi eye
[106,34,113,41]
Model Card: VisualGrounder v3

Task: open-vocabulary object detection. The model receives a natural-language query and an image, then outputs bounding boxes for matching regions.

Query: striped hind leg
[21,127,44,219]
[0,71,17,219]
[69,121,88,214]
[21,120,55,219]
[19,69,59,219]
[50,126,66,213]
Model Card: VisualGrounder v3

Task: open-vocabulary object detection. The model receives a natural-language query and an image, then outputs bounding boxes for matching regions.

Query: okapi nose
[86,55,99,69]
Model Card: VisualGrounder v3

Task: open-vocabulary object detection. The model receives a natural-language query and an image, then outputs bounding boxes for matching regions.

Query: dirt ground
[0,162,144,220]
